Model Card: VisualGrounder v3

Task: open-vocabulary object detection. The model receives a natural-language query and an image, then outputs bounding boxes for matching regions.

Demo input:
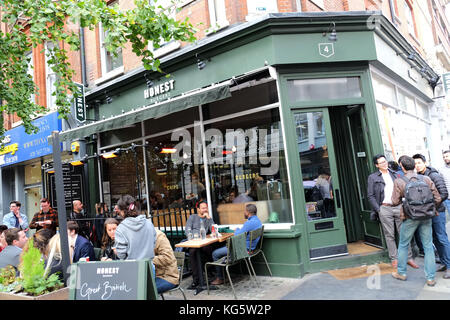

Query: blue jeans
[432,212,450,268]
[156,277,176,294]
[212,246,228,280]
[444,199,450,217]
[398,218,435,280]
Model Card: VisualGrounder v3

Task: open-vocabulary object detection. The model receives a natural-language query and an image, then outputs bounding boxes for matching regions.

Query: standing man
[210,203,262,285]
[3,201,29,231]
[70,200,90,240]
[0,228,28,270]
[413,154,450,279]
[29,198,59,236]
[391,156,441,287]
[440,150,450,215]
[367,154,417,269]
[185,201,214,292]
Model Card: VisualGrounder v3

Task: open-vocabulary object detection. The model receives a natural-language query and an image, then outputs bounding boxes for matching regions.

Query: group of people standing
[367,150,450,287]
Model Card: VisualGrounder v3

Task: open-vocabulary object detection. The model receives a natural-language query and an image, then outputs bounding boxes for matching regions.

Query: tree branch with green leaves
[0,0,196,137]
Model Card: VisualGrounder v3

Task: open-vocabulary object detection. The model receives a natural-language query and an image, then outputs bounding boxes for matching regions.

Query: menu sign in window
[69,259,157,300]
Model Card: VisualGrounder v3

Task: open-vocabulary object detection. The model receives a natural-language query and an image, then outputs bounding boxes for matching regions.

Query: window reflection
[205,109,292,225]
[294,111,336,220]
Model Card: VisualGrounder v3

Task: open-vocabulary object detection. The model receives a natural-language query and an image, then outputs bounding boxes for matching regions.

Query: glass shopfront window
[101,144,146,214]
[204,108,292,225]
[100,76,293,228]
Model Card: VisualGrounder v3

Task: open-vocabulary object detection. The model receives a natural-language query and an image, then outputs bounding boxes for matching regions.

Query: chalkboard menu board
[69,259,158,300]
[49,164,84,213]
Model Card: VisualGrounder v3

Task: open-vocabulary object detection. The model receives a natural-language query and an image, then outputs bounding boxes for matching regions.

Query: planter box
[0,287,68,300]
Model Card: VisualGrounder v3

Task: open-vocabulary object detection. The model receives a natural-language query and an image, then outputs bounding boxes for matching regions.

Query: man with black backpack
[391,156,441,287]
[413,153,450,280]
[367,154,416,269]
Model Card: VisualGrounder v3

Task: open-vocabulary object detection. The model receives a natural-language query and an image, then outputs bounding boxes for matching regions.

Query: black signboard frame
[69,259,158,300]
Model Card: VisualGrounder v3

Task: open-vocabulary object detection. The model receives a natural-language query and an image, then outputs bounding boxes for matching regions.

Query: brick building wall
[2,0,445,130]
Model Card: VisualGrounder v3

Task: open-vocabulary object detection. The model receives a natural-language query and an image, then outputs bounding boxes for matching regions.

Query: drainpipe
[79,27,87,87]
[388,0,397,25]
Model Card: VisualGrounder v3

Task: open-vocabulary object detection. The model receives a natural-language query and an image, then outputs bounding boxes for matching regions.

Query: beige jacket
[391,171,442,220]
[154,230,179,285]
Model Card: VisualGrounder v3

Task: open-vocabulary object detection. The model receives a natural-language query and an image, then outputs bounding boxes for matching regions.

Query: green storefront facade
[60,12,439,278]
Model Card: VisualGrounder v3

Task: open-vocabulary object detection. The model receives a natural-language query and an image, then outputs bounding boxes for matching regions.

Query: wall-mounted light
[101,151,118,159]
[323,22,337,42]
[144,74,154,88]
[105,91,112,104]
[160,147,177,154]
[429,75,440,88]
[407,53,416,60]
[196,53,208,70]
[70,159,86,166]
[101,148,122,159]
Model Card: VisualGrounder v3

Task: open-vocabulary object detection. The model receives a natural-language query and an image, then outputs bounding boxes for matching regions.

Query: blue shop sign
[0,112,62,167]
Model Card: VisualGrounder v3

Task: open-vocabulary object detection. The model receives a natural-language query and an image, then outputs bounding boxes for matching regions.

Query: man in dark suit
[67,221,96,263]
[0,228,28,270]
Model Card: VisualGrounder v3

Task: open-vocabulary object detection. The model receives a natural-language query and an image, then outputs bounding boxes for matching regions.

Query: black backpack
[401,175,435,220]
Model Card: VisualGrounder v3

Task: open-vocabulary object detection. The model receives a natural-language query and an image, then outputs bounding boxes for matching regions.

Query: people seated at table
[44,233,65,282]
[154,229,179,293]
[67,220,96,263]
[0,225,8,253]
[210,203,262,285]
[114,195,157,261]
[0,228,28,271]
[185,201,215,290]
[101,218,120,261]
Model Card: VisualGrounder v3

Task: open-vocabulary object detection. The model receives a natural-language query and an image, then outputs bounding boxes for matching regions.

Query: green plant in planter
[18,239,64,296]
[0,265,21,293]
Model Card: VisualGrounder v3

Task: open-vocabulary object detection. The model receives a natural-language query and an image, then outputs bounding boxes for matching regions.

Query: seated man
[154,229,179,293]
[210,203,262,285]
[67,220,96,263]
[185,201,215,290]
[0,228,28,271]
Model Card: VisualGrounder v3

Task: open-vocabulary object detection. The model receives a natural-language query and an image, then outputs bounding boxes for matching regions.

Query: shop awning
[59,82,232,142]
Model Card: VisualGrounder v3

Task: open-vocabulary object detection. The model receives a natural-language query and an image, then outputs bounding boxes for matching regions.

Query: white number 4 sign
[319,43,335,58]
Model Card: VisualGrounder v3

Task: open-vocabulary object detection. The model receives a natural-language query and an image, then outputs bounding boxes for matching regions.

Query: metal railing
[68,208,195,249]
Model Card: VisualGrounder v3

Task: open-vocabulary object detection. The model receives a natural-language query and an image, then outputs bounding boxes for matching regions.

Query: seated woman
[154,229,179,293]
[101,218,120,261]
[44,233,64,282]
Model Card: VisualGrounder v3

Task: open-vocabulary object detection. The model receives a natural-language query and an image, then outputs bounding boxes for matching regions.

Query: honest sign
[69,259,157,300]
[74,83,86,123]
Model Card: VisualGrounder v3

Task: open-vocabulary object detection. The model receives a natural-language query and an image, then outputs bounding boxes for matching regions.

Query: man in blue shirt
[210,203,262,285]
[3,201,29,232]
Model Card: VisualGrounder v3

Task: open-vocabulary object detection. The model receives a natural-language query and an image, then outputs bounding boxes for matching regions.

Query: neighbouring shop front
[59,12,441,278]
[0,112,70,230]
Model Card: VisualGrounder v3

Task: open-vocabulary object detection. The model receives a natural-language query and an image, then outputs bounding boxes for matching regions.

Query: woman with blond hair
[44,233,64,282]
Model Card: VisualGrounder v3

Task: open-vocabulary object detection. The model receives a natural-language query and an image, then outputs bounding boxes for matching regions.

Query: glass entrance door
[292,109,348,260]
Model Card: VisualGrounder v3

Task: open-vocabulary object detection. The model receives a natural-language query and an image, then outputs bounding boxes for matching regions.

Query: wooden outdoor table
[175,232,234,295]
[175,233,234,248]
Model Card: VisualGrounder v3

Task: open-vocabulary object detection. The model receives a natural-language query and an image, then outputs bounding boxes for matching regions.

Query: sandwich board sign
[69,259,157,300]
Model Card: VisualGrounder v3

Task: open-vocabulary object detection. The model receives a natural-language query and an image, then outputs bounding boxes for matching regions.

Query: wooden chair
[160,251,187,300]
[247,226,272,278]
[204,233,254,300]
